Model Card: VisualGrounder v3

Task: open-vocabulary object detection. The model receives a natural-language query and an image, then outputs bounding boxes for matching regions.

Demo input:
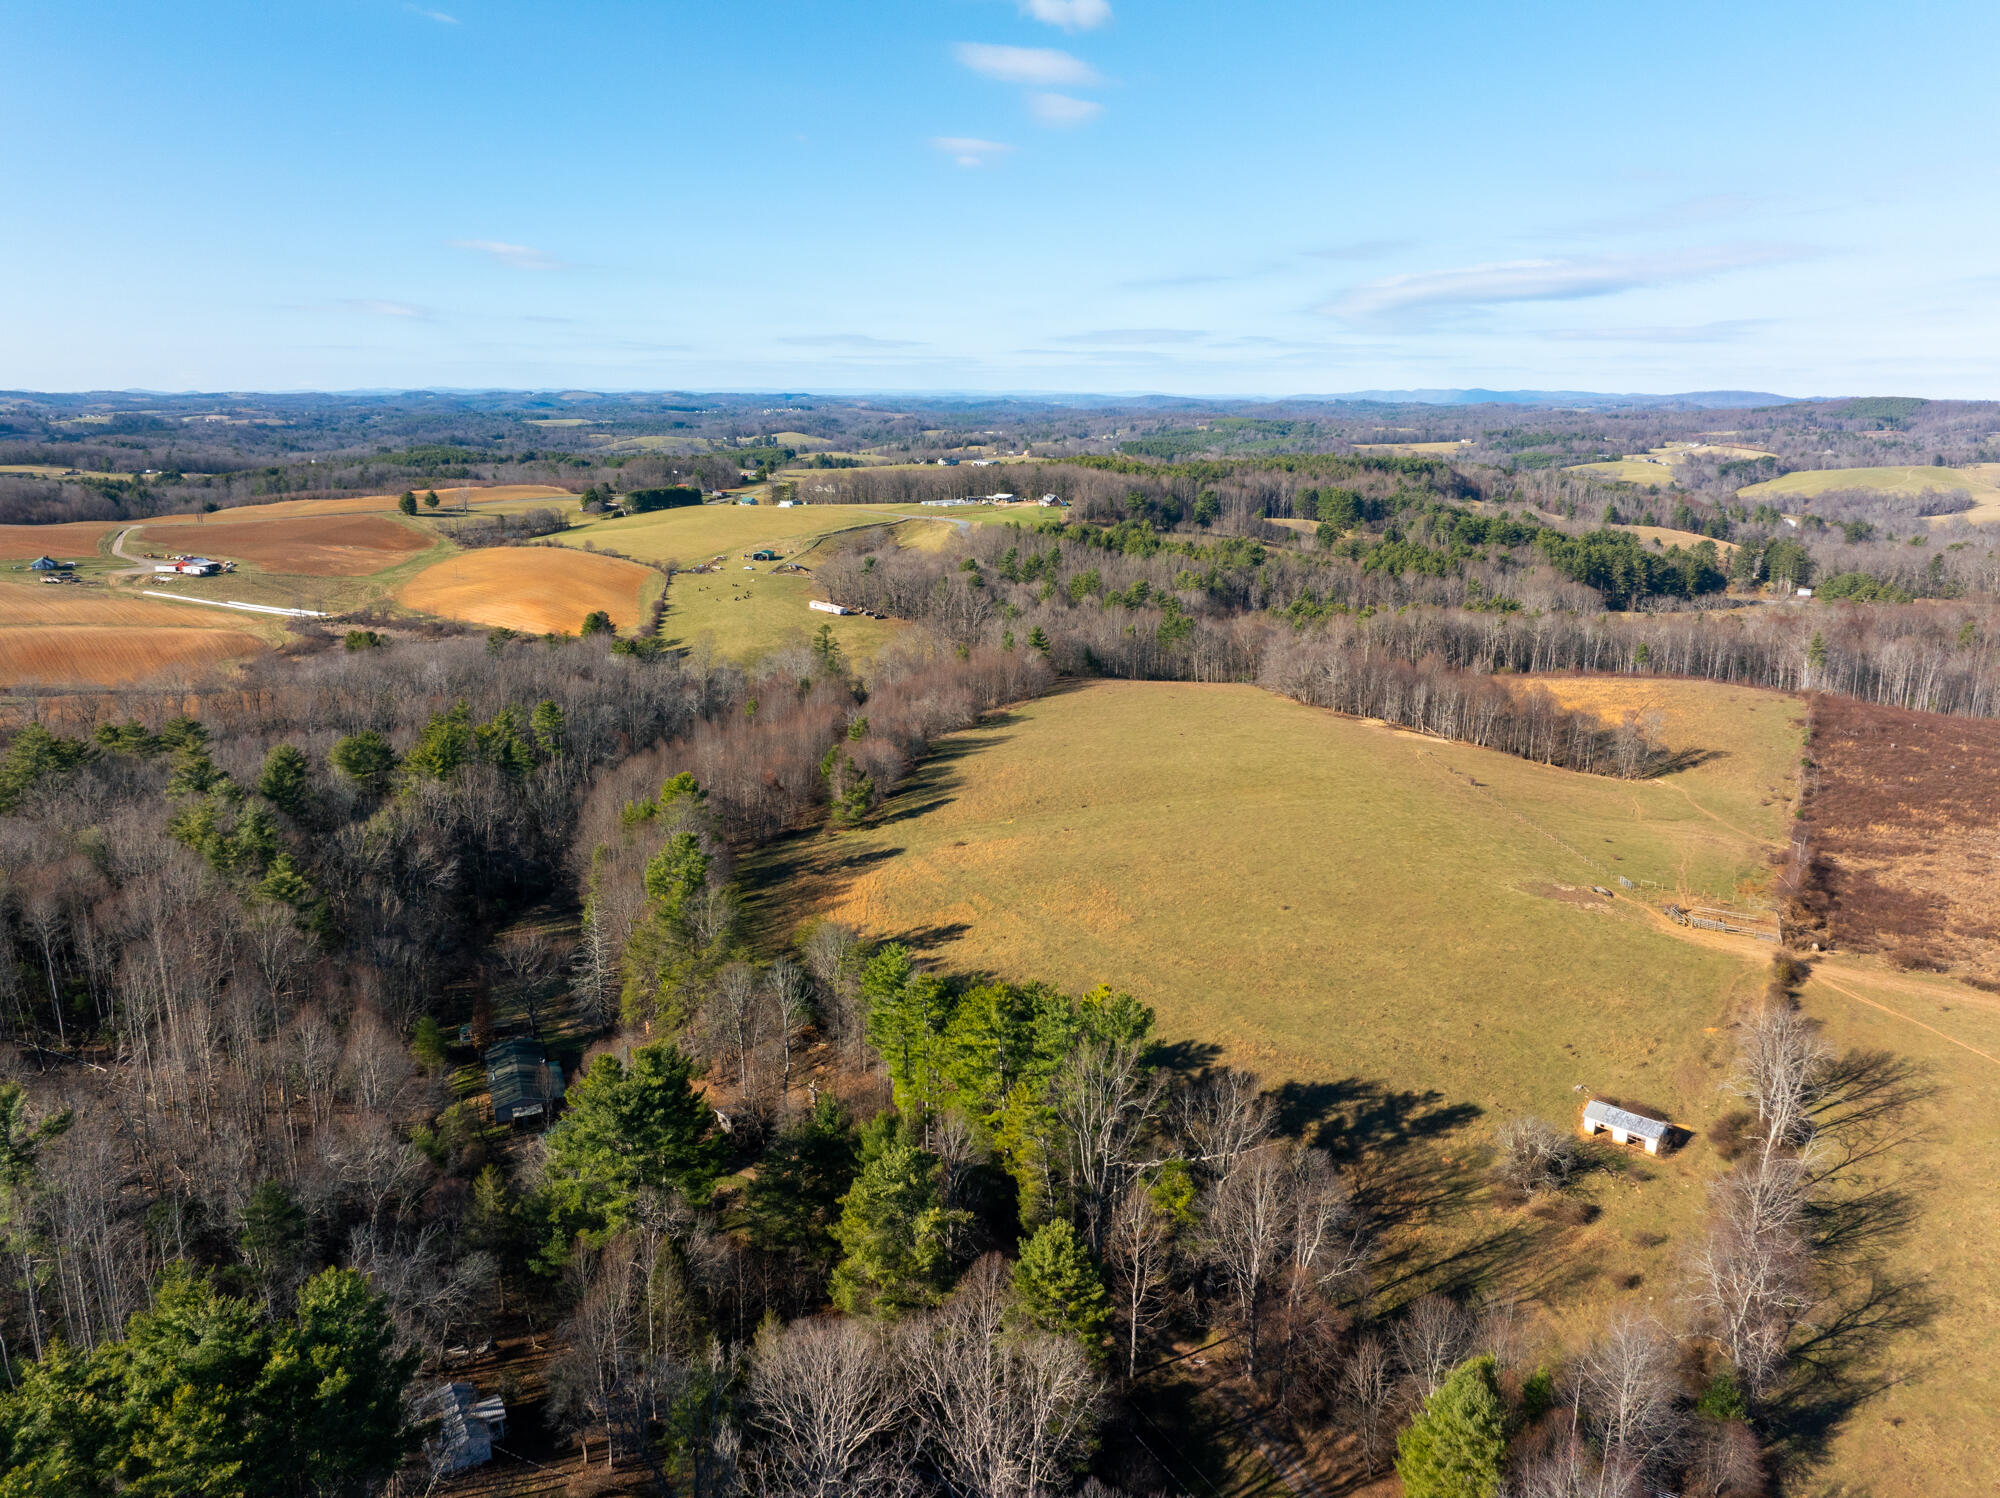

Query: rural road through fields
[108,526,156,577]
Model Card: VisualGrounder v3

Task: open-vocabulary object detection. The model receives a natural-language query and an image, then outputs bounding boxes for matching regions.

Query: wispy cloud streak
[1325,245,1800,323]
[449,239,565,270]
[952,42,1101,86]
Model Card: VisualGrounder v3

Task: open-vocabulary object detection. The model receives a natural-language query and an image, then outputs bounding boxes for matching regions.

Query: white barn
[1581,1099,1671,1155]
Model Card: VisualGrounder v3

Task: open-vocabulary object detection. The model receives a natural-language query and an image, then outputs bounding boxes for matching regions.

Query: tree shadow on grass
[736,716,1021,947]
[1254,1077,1584,1311]
[1761,1047,1940,1482]
[1762,1259,1941,1479]
[1271,1077,1484,1164]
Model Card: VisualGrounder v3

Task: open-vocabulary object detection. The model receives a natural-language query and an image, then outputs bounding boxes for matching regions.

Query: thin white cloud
[406,4,459,22]
[779,334,925,349]
[1545,319,1772,344]
[952,42,1102,86]
[1019,0,1112,30]
[449,239,564,271]
[1325,246,1800,324]
[1052,328,1206,345]
[1028,92,1102,126]
[932,136,1014,167]
[343,299,431,319]
[1566,194,1761,236]
[1305,238,1418,262]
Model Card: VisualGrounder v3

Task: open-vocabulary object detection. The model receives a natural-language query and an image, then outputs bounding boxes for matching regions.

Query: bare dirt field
[135,513,432,575]
[0,625,265,685]
[397,547,657,634]
[1794,692,2000,981]
[0,522,120,560]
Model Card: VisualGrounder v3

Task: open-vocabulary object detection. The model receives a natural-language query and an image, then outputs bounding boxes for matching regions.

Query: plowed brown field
[148,485,572,523]
[0,626,265,685]
[0,523,120,560]
[397,548,653,634]
[135,513,431,575]
[0,586,245,628]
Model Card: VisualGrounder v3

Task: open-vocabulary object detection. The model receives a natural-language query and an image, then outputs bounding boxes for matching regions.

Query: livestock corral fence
[1664,903,1781,942]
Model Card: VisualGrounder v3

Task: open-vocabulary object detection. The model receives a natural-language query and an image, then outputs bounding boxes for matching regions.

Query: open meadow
[745,674,1996,1495]
[555,500,1029,567]
[1568,456,1681,487]
[656,565,907,666]
[1738,462,2000,523]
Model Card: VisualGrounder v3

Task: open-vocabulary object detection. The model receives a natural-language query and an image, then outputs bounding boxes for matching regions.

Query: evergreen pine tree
[1011,1219,1111,1356]
[1395,1354,1508,1498]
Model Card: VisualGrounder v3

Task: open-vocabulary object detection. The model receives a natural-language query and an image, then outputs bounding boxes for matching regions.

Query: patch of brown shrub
[1792,693,2000,980]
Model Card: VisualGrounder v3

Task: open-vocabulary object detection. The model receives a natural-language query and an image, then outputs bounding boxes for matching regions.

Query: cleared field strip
[397,547,656,634]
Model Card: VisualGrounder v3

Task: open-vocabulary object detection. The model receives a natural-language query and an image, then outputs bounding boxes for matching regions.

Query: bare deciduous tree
[1574,1315,1683,1480]
[1729,1002,1831,1159]
[1493,1116,1579,1198]
[1200,1145,1290,1379]
[900,1254,1101,1498]
[1046,1038,1164,1254]
[1170,1067,1272,1181]
[1686,1157,1814,1395]
[1340,1333,1396,1471]
[746,1316,906,1498]
[1105,1179,1176,1380]
[1393,1293,1477,1402]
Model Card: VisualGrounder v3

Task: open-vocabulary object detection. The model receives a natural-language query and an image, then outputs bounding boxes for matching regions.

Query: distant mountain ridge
[1319,388,1800,410]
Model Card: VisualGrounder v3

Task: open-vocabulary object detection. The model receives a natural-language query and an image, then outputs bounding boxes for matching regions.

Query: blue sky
[4,0,1999,396]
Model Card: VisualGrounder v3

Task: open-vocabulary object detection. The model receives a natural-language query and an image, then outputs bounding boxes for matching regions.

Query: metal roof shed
[1581,1099,1672,1155]
[484,1035,563,1124]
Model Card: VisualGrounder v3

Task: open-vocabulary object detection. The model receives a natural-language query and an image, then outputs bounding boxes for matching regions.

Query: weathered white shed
[1581,1099,1671,1155]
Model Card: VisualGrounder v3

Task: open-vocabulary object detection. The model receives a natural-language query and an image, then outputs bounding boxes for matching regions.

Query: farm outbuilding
[484,1035,565,1124]
[418,1381,507,1474]
[1581,1099,1671,1155]
[27,556,62,571]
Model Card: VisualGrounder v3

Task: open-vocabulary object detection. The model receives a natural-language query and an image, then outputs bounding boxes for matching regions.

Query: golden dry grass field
[1351,440,1472,456]
[747,676,1993,1495]
[1568,457,1682,487]
[1610,523,1737,554]
[556,502,1026,567]
[396,546,659,634]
